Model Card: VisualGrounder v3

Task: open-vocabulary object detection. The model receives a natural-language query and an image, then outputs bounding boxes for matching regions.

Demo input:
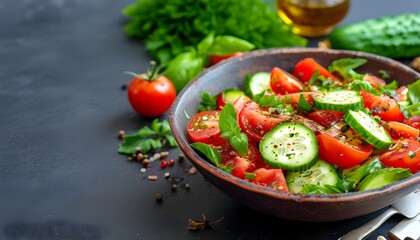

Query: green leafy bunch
[118,119,178,155]
[123,0,307,65]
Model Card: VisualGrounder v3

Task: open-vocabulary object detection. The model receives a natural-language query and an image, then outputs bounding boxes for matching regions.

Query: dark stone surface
[0,0,418,239]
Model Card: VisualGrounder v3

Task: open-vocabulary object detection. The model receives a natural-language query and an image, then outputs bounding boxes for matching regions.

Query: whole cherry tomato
[127,61,176,118]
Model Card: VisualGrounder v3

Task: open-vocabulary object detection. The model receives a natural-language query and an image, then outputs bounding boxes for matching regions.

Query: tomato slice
[360,91,405,122]
[317,131,373,169]
[270,67,304,94]
[238,102,287,141]
[379,139,420,174]
[363,73,386,90]
[251,168,289,192]
[292,58,338,83]
[210,52,243,66]
[305,110,345,128]
[395,86,408,102]
[383,121,420,140]
[187,110,227,146]
[404,116,420,130]
[277,92,323,104]
[220,139,266,178]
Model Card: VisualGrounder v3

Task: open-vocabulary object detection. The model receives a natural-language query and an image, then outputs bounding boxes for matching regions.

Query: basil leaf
[253,93,291,108]
[208,35,255,56]
[297,94,312,113]
[118,136,162,155]
[328,58,366,79]
[190,142,221,167]
[219,103,241,137]
[163,50,204,93]
[117,119,178,155]
[348,80,380,95]
[197,32,215,56]
[229,132,249,156]
[198,92,217,112]
[407,79,420,104]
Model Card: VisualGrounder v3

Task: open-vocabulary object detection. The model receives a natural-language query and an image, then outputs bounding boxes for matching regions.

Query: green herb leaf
[348,80,381,95]
[123,0,307,65]
[328,58,366,80]
[162,50,204,93]
[229,132,249,156]
[218,103,248,154]
[407,79,420,104]
[253,92,291,108]
[190,142,221,167]
[297,94,312,113]
[219,103,241,137]
[118,119,177,155]
[198,92,217,112]
[208,35,255,56]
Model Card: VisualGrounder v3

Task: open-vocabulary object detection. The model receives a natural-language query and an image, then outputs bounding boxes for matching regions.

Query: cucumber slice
[223,89,244,104]
[259,122,318,171]
[358,168,412,191]
[286,160,340,194]
[314,90,363,111]
[244,72,271,97]
[344,110,392,149]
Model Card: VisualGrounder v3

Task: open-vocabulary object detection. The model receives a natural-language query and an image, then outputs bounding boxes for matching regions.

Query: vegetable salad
[188,57,420,194]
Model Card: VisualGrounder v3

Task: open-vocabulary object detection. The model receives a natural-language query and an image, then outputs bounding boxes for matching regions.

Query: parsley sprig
[118,119,178,155]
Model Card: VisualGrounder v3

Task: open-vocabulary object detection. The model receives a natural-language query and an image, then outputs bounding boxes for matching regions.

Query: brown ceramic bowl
[168,48,420,222]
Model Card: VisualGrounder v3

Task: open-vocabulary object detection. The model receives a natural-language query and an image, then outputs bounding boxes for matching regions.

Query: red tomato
[292,58,338,83]
[216,92,227,110]
[251,168,289,192]
[187,110,227,146]
[395,86,408,102]
[220,139,266,177]
[383,121,420,140]
[127,72,176,118]
[317,131,373,169]
[226,157,252,179]
[270,67,304,94]
[363,73,386,89]
[379,139,420,174]
[238,102,287,141]
[360,91,405,122]
[306,110,345,128]
[404,116,420,130]
[277,92,324,104]
[210,52,243,65]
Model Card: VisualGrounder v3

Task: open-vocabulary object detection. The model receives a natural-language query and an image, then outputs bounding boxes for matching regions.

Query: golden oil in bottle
[276,0,350,37]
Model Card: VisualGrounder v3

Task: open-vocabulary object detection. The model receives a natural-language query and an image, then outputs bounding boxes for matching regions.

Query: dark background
[1,0,419,239]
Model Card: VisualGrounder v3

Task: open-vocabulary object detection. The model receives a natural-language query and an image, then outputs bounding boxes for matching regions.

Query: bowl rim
[169,47,420,203]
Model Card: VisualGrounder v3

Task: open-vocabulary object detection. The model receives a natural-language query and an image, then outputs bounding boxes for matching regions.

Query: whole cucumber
[327,13,420,59]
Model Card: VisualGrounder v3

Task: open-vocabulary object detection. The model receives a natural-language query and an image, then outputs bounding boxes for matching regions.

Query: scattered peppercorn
[171,183,177,191]
[118,130,125,139]
[121,84,127,90]
[155,193,162,202]
[184,183,190,190]
[160,160,168,168]
[164,172,170,178]
[178,153,185,161]
[168,159,175,166]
